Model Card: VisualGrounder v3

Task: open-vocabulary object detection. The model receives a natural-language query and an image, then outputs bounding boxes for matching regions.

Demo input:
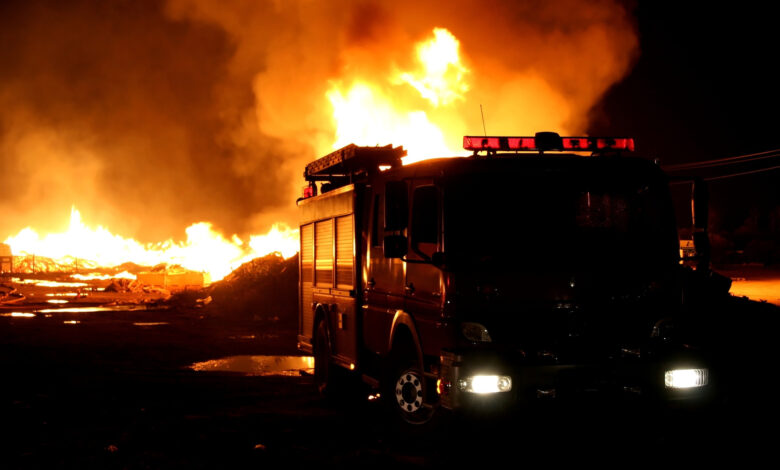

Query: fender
[388,309,424,369]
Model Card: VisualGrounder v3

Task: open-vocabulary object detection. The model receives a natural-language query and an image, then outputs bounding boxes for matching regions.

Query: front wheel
[385,347,438,426]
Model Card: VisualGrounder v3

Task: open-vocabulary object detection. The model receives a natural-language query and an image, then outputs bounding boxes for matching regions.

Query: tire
[384,344,437,427]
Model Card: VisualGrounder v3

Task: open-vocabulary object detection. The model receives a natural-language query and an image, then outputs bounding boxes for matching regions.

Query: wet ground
[717,264,780,306]
[2,271,779,468]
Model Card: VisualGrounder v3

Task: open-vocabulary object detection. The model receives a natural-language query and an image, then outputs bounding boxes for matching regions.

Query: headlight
[458,375,512,394]
[664,368,708,389]
[462,322,492,343]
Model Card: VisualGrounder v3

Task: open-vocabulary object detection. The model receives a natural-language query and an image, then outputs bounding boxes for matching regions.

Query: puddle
[12,278,88,288]
[190,355,314,376]
[1,312,36,318]
[36,305,154,314]
[133,322,169,327]
[228,335,256,340]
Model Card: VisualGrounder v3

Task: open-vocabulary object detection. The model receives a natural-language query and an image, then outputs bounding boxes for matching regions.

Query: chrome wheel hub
[395,371,423,413]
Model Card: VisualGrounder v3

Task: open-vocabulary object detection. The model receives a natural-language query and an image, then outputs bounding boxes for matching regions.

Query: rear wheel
[313,319,333,396]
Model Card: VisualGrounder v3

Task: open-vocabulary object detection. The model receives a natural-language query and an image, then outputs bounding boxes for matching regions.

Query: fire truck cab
[297,133,721,424]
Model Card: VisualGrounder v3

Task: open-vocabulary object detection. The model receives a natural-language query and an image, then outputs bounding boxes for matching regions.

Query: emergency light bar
[463,133,635,153]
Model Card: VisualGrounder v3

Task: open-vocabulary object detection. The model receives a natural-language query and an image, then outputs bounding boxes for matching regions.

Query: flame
[4,206,298,283]
[328,27,469,163]
[398,28,469,108]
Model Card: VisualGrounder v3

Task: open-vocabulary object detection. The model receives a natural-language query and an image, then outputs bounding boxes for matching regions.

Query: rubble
[3,253,298,317]
[0,283,25,304]
[103,278,143,293]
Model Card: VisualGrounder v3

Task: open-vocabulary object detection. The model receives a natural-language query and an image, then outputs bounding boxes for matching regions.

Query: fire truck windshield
[444,171,679,273]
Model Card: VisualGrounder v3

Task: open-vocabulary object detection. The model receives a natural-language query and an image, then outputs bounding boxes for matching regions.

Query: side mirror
[691,178,710,270]
[431,251,447,267]
[383,235,408,259]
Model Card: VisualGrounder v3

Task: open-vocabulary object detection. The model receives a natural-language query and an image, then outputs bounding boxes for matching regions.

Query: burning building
[0,243,13,273]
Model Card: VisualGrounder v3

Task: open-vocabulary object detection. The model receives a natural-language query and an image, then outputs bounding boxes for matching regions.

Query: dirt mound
[200,253,298,325]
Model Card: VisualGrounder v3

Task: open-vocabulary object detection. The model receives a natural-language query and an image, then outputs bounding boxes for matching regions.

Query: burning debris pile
[8,253,206,292]
[197,253,298,324]
[3,207,299,284]
[12,254,101,274]
[102,277,144,294]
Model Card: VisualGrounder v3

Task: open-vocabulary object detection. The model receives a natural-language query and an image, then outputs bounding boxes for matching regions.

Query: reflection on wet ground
[1,312,36,318]
[133,322,170,327]
[729,279,780,306]
[36,305,160,314]
[190,355,314,376]
[11,278,89,288]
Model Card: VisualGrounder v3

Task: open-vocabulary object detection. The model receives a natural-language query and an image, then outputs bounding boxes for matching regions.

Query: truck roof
[379,153,667,183]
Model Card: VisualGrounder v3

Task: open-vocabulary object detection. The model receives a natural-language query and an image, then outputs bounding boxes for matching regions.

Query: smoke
[0,0,638,241]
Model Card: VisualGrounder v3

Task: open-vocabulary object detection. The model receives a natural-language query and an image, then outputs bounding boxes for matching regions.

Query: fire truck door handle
[405,283,415,294]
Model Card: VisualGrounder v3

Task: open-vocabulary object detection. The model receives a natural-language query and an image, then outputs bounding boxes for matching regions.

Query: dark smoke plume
[1,0,637,242]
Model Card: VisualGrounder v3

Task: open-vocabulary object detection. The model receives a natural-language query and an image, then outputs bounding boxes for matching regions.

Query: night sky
[589,1,778,259]
[591,1,777,160]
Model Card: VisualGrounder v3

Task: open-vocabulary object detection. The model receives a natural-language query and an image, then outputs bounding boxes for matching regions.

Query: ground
[716,264,780,306]
[1,267,779,468]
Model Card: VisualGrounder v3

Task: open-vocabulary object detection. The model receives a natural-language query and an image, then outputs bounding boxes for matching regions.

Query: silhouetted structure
[0,243,13,274]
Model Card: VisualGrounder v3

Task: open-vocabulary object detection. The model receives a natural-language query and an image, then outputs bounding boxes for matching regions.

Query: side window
[411,186,438,247]
[335,215,354,289]
[385,181,408,231]
[314,219,333,287]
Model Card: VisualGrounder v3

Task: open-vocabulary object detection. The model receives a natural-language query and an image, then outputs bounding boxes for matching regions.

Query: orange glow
[71,272,137,281]
[4,206,299,283]
[327,28,469,163]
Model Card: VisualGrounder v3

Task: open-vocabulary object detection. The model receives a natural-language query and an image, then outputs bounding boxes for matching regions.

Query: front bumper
[438,349,713,413]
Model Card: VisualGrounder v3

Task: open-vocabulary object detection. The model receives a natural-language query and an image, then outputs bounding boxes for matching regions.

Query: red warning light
[464,134,635,153]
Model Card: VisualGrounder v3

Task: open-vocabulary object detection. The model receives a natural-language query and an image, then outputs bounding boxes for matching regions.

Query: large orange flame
[4,206,298,283]
[1,29,474,283]
[328,27,469,163]
[398,28,469,108]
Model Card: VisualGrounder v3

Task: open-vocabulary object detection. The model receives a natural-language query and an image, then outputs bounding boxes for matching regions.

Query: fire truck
[296,132,728,424]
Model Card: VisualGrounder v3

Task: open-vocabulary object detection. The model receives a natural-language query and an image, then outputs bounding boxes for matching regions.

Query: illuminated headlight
[462,322,492,343]
[457,375,512,394]
[664,368,709,389]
